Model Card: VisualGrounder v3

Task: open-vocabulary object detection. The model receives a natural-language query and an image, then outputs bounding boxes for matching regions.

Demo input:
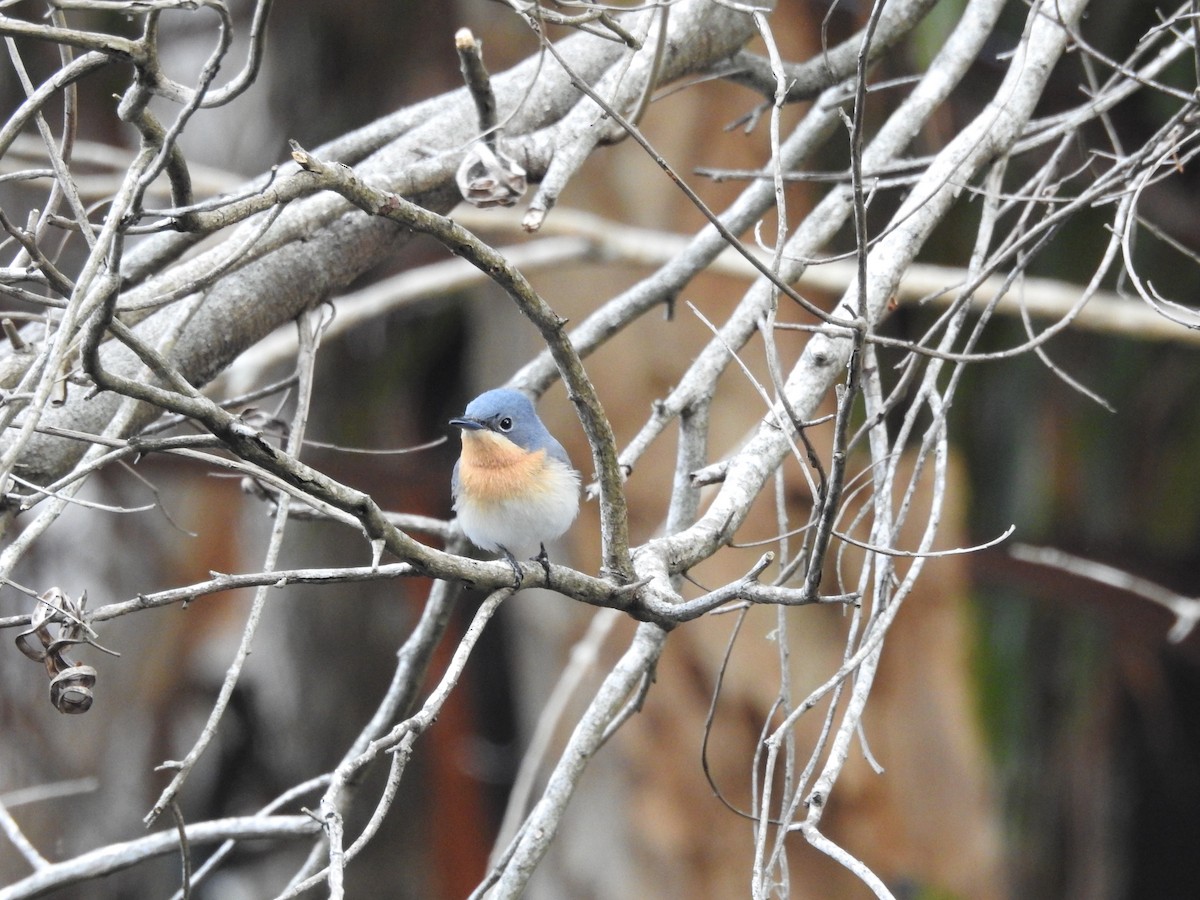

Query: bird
[450,388,580,585]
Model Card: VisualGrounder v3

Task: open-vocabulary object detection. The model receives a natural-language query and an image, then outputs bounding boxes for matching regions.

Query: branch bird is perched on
[450,388,580,585]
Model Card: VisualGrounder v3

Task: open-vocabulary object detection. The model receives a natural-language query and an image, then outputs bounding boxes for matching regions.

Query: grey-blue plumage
[450,389,580,568]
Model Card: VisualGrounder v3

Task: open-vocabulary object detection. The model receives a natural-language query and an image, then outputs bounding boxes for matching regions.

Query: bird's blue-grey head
[450,388,570,464]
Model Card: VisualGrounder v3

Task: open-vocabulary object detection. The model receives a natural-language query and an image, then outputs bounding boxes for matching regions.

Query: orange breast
[458,430,548,504]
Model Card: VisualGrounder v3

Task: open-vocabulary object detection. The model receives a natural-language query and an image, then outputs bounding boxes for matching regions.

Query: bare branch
[1011,544,1200,643]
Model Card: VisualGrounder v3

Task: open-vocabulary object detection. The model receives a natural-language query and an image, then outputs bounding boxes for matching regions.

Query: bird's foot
[533,543,552,587]
[501,548,523,590]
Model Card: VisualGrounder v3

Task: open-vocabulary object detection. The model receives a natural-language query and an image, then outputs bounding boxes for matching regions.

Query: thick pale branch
[457,207,1197,345]
[648,0,1085,573]
[0,816,320,900]
[2,0,766,486]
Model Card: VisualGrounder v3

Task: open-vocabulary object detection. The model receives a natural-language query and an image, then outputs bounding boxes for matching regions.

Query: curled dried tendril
[456,140,528,208]
[14,587,118,715]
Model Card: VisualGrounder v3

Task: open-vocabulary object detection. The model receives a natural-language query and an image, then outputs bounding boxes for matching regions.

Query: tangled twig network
[0,0,1198,897]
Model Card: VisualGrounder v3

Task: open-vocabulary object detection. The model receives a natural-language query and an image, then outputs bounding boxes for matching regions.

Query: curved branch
[287,143,633,579]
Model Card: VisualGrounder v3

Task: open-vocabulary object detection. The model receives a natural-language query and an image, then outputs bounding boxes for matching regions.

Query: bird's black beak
[449,416,484,431]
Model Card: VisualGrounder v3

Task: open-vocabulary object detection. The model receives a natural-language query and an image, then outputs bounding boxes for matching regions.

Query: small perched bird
[450,388,580,583]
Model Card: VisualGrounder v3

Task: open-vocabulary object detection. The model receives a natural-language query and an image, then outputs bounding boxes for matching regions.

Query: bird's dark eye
[498,417,514,432]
